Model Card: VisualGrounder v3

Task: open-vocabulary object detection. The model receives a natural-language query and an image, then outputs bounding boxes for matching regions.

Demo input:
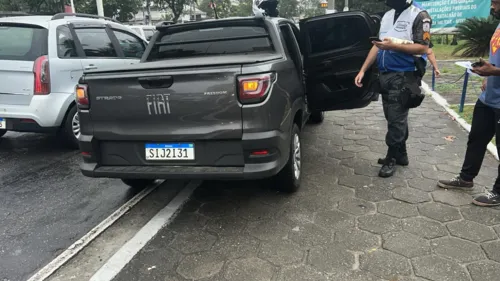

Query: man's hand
[373,39,395,51]
[481,78,487,92]
[355,71,365,88]
[472,58,500,77]
[434,68,441,78]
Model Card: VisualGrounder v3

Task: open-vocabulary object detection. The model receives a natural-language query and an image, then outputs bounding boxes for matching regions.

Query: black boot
[379,157,396,178]
[377,144,409,166]
[378,154,409,166]
[379,146,398,177]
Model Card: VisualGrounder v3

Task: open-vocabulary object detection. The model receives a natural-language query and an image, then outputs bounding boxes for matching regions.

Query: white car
[0,13,148,148]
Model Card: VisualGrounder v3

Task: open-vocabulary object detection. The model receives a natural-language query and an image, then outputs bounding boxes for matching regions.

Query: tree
[279,0,298,19]
[0,0,66,13]
[297,0,323,18]
[452,16,500,57]
[198,0,234,18]
[230,0,252,17]
[74,0,143,22]
[157,0,189,23]
[348,0,387,14]
[0,0,143,21]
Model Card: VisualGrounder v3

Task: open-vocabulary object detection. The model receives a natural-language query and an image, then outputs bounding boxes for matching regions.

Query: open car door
[299,11,378,111]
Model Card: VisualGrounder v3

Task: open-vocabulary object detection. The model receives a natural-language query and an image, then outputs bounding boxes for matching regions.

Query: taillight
[33,55,50,95]
[237,72,276,104]
[75,84,89,109]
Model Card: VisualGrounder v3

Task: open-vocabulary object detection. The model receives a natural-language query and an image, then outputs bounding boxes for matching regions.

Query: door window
[74,28,118,58]
[113,30,146,58]
[56,25,78,58]
[306,16,370,55]
[279,24,301,71]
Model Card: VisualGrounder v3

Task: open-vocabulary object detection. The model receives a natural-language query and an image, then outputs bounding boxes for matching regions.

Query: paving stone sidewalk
[113,97,500,281]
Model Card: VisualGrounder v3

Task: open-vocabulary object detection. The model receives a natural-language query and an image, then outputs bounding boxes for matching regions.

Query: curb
[421,81,499,161]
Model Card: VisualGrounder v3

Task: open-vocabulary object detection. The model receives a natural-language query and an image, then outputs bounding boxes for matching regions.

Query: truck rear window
[0,25,47,61]
[147,25,274,61]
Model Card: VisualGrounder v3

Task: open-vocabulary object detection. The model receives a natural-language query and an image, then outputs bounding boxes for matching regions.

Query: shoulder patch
[423,31,431,41]
[423,22,431,32]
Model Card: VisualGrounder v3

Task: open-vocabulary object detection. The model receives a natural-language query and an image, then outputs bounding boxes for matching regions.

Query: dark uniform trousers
[379,72,418,158]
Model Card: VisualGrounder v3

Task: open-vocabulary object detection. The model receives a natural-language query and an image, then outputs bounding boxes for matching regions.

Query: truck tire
[121,179,156,189]
[309,111,324,124]
[0,129,6,138]
[59,105,80,149]
[274,124,301,193]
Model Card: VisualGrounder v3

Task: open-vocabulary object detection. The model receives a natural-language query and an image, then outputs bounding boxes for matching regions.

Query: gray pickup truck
[76,12,378,192]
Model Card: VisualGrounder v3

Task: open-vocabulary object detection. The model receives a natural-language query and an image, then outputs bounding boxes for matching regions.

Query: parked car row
[0,13,149,147]
[0,10,382,192]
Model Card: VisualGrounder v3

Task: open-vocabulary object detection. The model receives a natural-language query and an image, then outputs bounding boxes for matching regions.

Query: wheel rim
[72,112,80,139]
[293,133,301,180]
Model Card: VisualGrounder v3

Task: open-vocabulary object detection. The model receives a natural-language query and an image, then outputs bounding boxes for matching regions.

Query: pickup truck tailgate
[86,65,242,141]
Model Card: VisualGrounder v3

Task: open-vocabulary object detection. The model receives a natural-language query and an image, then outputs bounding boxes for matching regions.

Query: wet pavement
[111,97,500,281]
[0,133,143,281]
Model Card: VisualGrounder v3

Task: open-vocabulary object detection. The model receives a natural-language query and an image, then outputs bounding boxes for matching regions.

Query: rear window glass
[0,25,47,61]
[147,25,274,61]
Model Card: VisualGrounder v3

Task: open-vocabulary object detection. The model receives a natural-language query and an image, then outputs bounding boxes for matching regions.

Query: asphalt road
[0,132,142,281]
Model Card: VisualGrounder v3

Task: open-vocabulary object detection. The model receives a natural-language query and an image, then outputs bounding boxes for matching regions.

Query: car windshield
[147,25,274,61]
[0,25,47,61]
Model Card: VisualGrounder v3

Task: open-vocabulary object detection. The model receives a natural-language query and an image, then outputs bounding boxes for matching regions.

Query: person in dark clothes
[438,0,500,207]
[355,0,432,178]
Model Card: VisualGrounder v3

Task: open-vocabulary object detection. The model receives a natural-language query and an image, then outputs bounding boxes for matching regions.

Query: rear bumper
[0,92,74,130]
[80,160,281,180]
[79,130,288,181]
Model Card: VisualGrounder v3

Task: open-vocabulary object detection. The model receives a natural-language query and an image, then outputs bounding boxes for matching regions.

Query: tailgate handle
[138,76,173,89]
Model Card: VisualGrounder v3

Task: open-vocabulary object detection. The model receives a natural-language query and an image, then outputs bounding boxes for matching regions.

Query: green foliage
[75,0,143,22]
[231,0,253,17]
[0,0,143,21]
[0,0,66,14]
[348,0,387,14]
[157,0,189,23]
[453,16,500,58]
[279,0,299,18]
[197,0,234,18]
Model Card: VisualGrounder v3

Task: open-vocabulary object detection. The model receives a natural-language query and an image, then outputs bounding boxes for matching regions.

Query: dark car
[75,12,378,193]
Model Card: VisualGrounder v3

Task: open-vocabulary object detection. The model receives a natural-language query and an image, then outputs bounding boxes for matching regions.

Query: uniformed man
[354,0,432,178]
[437,0,500,207]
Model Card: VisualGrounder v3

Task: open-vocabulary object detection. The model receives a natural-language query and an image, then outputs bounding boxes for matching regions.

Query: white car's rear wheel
[59,105,79,149]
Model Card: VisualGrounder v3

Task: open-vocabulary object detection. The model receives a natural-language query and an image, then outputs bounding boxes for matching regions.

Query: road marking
[26,182,160,281]
[89,180,200,281]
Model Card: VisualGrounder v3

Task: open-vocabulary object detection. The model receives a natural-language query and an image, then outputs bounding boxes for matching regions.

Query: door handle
[322,60,333,67]
[84,64,97,70]
[138,76,173,89]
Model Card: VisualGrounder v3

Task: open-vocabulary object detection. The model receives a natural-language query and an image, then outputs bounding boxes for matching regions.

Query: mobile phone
[472,58,484,68]
[369,36,382,42]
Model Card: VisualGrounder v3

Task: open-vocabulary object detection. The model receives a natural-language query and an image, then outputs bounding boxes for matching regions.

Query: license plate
[0,118,5,129]
[145,143,195,160]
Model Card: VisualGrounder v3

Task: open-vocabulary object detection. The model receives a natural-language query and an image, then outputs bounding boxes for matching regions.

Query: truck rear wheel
[121,179,156,189]
[274,124,301,193]
[309,111,324,124]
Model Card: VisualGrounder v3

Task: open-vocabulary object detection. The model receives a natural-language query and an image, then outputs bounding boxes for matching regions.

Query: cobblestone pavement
[112,97,500,281]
